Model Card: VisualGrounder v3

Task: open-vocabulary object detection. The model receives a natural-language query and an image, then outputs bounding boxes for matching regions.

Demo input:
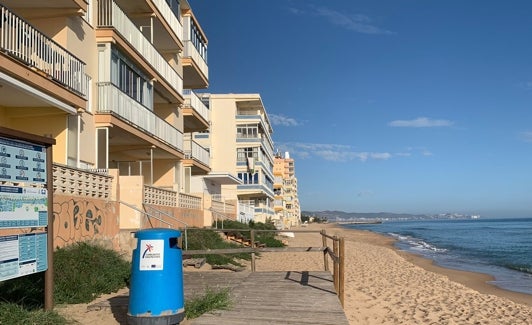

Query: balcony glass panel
[183,89,209,121]
[97,0,183,98]
[97,82,183,151]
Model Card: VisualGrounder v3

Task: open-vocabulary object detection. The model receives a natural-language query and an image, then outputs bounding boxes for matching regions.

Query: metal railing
[0,4,89,97]
[97,82,184,152]
[144,204,188,250]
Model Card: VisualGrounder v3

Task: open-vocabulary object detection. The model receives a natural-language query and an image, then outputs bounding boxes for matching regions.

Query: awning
[203,172,242,185]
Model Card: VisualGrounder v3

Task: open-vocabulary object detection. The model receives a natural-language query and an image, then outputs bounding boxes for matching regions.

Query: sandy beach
[58,223,531,324]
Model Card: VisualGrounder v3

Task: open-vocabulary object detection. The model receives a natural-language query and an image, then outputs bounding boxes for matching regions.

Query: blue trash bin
[128,228,185,325]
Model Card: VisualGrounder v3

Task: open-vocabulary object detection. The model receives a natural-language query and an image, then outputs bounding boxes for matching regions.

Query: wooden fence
[182,229,345,306]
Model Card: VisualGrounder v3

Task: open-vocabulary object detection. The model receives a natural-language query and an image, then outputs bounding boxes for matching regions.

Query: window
[237,124,258,138]
[238,172,259,184]
[237,147,258,162]
[110,48,152,109]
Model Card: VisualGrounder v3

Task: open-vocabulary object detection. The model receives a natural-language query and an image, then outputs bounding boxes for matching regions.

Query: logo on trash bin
[142,243,154,258]
[139,240,164,271]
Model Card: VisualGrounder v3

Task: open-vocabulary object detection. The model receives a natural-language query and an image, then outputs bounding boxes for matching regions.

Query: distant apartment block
[273,152,301,228]
[194,93,275,224]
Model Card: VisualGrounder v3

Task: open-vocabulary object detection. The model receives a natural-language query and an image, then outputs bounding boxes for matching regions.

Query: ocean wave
[388,232,447,253]
[504,264,532,275]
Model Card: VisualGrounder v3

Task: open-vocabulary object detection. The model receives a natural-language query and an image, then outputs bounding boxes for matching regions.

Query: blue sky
[191,1,532,217]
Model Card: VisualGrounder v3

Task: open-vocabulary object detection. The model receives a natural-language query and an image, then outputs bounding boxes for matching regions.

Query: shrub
[0,303,69,325]
[54,242,130,304]
[185,288,232,319]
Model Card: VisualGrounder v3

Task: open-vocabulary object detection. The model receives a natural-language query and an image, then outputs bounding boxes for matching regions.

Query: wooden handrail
[183,228,345,307]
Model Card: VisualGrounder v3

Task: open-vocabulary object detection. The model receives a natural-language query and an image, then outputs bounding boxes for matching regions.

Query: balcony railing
[0,5,89,98]
[184,137,209,167]
[151,0,183,44]
[179,192,201,210]
[144,185,177,207]
[97,0,183,98]
[183,89,209,122]
[53,163,112,199]
[98,82,184,152]
[183,40,208,80]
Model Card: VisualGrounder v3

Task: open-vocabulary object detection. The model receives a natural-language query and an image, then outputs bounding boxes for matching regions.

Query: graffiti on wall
[53,195,119,249]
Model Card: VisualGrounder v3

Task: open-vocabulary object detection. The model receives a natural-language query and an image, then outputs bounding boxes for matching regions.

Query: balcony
[97,82,184,153]
[114,0,183,51]
[183,40,208,88]
[182,15,208,89]
[0,4,89,99]
[182,89,209,132]
[183,135,210,174]
[237,183,274,200]
[97,0,183,102]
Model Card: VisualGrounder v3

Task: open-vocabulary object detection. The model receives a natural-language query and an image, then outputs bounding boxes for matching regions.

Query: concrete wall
[52,194,120,251]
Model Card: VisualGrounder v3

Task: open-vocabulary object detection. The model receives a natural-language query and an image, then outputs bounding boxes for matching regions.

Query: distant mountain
[302,210,478,221]
[302,210,429,220]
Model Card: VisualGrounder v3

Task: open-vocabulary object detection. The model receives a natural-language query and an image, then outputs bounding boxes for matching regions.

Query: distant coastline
[304,210,483,223]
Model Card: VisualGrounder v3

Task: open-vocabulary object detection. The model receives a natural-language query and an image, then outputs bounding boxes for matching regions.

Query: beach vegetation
[185,287,232,319]
[0,241,130,324]
[187,220,285,268]
[187,227,251,267]
[0,302,69,325]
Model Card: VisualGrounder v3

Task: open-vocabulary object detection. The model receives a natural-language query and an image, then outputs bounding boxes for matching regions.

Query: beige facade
[194,94,275,224]
[274,152,301,228]
[0,1,228,230]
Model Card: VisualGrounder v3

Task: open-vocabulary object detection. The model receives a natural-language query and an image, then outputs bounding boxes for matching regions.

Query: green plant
[54,242,131,304]
[185,288,232,319]
[0,302,69,325]
[186,228,250,266]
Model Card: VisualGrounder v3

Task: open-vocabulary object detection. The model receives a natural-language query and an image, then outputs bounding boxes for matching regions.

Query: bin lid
[135,228,181,240]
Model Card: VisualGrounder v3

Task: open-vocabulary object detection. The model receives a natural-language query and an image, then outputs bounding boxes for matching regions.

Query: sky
[190,1,532,218]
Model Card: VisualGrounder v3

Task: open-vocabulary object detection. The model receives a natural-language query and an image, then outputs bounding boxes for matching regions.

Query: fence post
[338,237,345,307]
[251,230,256,272]
[321,230,329,271]
[333,236,339,293]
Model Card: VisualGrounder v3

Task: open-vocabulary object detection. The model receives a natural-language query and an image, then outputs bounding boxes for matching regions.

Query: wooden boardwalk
[186,271,349,325]
[88,271,348,324]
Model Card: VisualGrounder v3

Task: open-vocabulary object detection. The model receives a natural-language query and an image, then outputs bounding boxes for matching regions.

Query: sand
[57,223,532,324]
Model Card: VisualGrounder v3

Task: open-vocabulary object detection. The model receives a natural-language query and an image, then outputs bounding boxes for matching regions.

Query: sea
[344,217,532,295]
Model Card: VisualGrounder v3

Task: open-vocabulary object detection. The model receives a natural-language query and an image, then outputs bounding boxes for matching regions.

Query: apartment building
[194,93,275,224]
[0,0,215,230]
[273,152,301,228]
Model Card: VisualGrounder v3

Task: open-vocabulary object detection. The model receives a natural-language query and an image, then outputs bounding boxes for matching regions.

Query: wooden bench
[182,257,206,269]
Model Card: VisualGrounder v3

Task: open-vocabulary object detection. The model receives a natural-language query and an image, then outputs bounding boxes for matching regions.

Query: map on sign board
[0,186,48,229]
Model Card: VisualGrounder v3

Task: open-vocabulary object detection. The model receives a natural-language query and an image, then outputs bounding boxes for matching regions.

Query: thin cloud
[269,114,300,126]
[388,117,454,128]
[520,131,532,142]
[288,5,393,35]
[357,190,374,198]
[278,142,392,162]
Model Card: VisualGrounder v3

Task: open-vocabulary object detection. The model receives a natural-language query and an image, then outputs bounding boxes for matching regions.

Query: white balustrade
[53,164,112,198]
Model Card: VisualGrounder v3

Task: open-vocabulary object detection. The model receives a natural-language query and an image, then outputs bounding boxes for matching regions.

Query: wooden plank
[184,246,326,255]
[86,271,348,324]
[188,271,348,325]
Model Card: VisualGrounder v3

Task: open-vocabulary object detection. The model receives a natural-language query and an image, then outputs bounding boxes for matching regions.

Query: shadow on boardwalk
[89,271,348,325]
